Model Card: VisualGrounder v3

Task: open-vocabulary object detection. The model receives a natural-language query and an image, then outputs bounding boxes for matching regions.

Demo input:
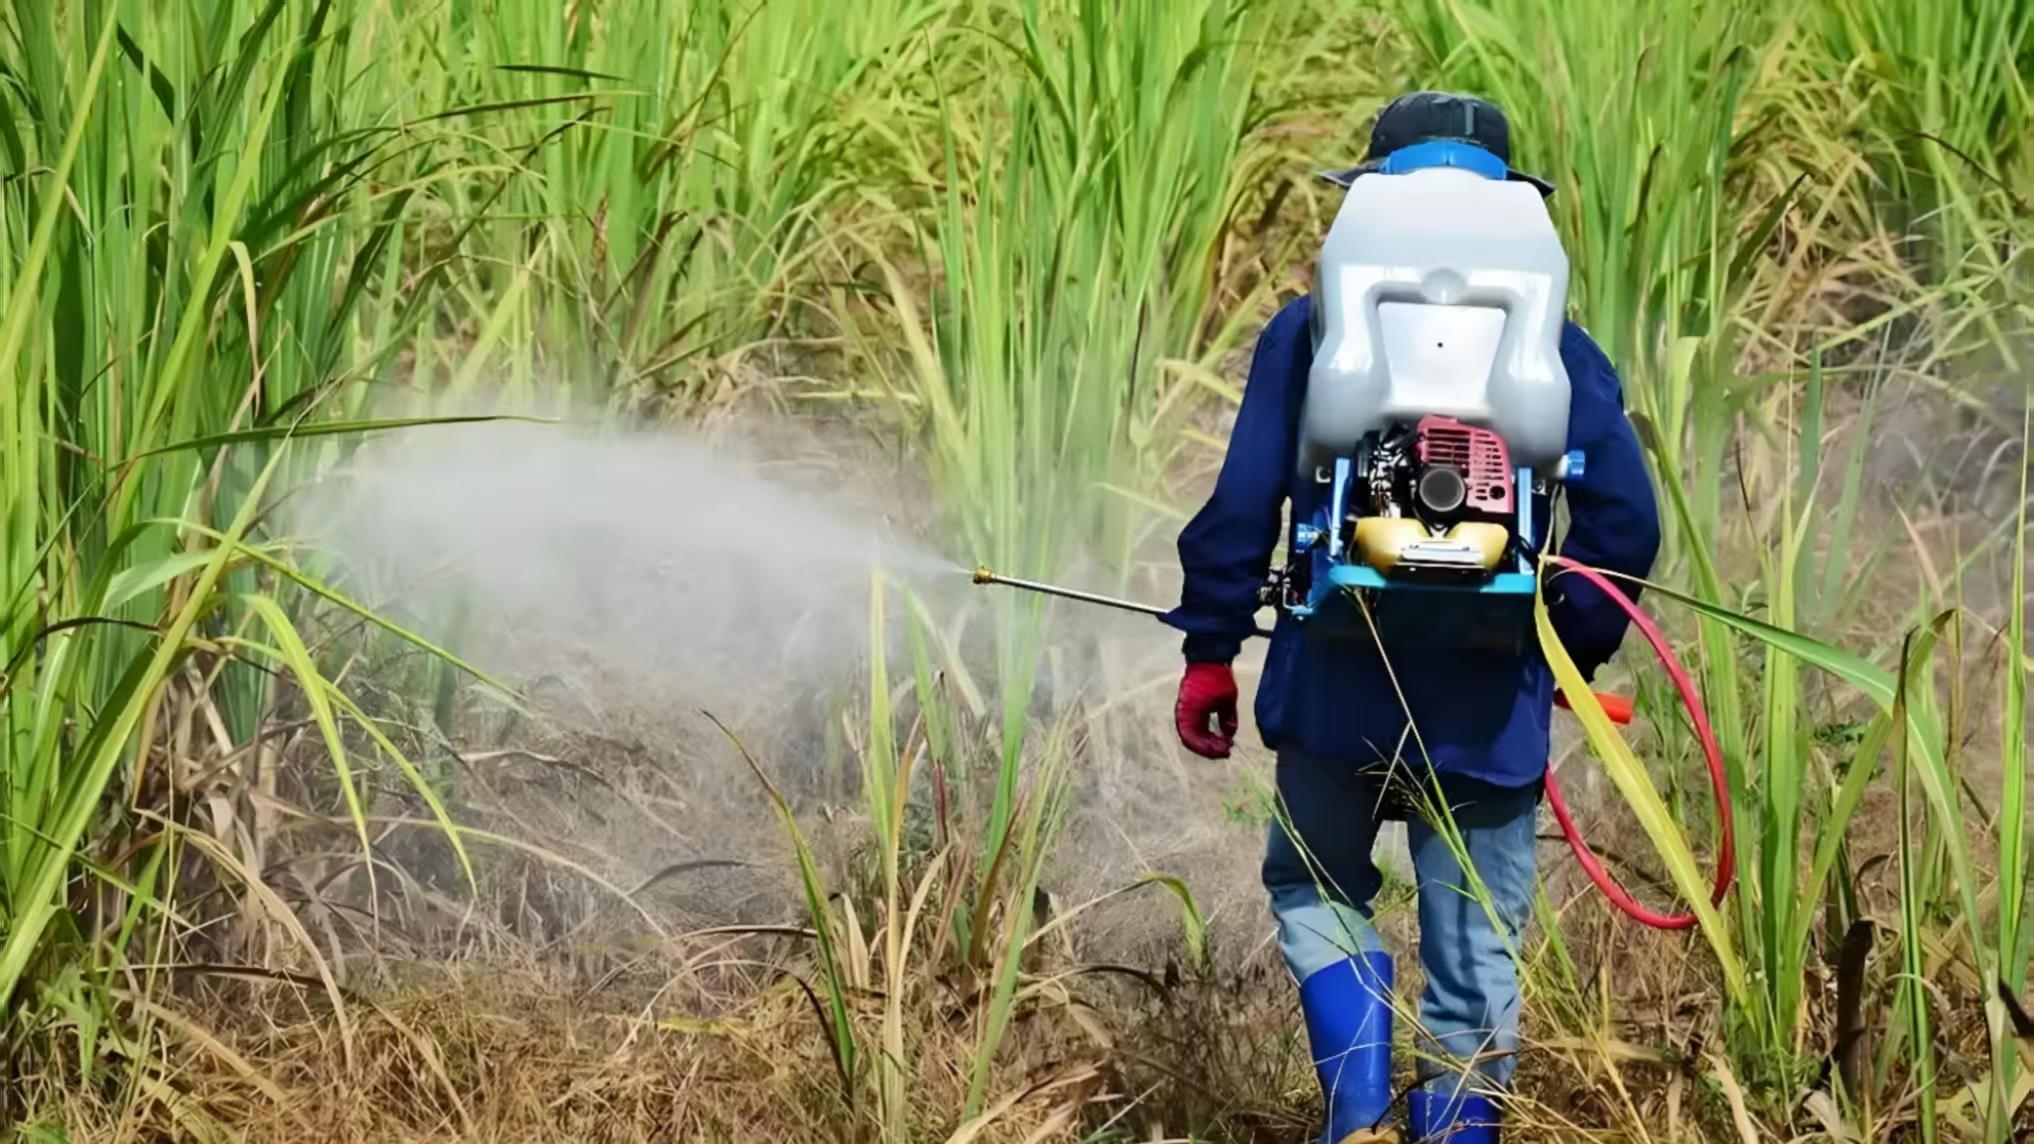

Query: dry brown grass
[21,922,1862,1143]
[18,800,1913,1144]
[26,948,1118,1142]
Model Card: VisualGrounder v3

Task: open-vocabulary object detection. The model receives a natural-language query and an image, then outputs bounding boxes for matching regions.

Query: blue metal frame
[1286,459,1543,633]
[1326,566,1539,595]
[1326,457,1352,561]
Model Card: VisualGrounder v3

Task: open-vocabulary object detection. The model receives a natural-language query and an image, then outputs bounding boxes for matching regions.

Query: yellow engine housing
[1351,518,1509,577]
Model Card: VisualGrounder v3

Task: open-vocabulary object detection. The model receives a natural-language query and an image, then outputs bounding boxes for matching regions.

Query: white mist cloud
[287,416,955,727]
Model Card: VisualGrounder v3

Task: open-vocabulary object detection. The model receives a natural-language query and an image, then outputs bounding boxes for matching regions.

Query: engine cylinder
[1416,465,1467,515]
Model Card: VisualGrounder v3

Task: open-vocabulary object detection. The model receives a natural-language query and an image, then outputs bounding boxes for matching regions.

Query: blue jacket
[1162,295,1661,786]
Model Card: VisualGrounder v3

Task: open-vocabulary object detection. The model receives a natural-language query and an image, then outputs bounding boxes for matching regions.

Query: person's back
[1162,92,1662,1144]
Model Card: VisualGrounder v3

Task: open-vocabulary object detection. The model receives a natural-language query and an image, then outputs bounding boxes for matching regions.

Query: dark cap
[1321,91,1553,196]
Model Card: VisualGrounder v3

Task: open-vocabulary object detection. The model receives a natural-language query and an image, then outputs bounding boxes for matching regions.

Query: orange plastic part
[1554,690,1634,725]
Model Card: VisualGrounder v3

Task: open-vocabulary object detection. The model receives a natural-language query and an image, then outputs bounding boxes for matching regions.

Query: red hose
[1541,555,1735,931]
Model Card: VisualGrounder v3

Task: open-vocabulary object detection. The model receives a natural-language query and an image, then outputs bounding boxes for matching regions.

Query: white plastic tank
[1299,166,1572,472]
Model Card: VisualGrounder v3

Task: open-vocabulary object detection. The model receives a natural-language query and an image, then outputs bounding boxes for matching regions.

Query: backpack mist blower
[971,151,1733,930]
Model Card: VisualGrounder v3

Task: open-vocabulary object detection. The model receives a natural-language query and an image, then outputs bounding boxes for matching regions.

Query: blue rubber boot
[1406,1083,1501,1143]
[1297,951,1394,1143]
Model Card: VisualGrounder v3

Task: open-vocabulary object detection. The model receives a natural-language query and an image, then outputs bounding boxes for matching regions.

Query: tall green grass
[406,0,946,403]
[841,0,1265,1119]
[1819,0,2034,352]
[0,0,433,1064]
[867,0,1260,765]
[2,0,2030,1138]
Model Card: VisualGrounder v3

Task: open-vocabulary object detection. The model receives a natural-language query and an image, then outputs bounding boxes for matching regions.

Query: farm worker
[1162,92,1661,1143]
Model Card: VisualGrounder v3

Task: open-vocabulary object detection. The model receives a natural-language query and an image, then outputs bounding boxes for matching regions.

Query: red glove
[1175,662,1239,759]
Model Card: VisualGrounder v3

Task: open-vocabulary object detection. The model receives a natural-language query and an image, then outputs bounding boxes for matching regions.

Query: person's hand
[1175,662,1239,759]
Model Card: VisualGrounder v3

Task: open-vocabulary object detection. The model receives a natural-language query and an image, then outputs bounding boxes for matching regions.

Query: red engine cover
[1415,415,1513,516]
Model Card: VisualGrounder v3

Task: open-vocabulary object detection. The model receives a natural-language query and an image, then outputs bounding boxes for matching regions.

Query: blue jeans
[1263,752,1540,1088]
